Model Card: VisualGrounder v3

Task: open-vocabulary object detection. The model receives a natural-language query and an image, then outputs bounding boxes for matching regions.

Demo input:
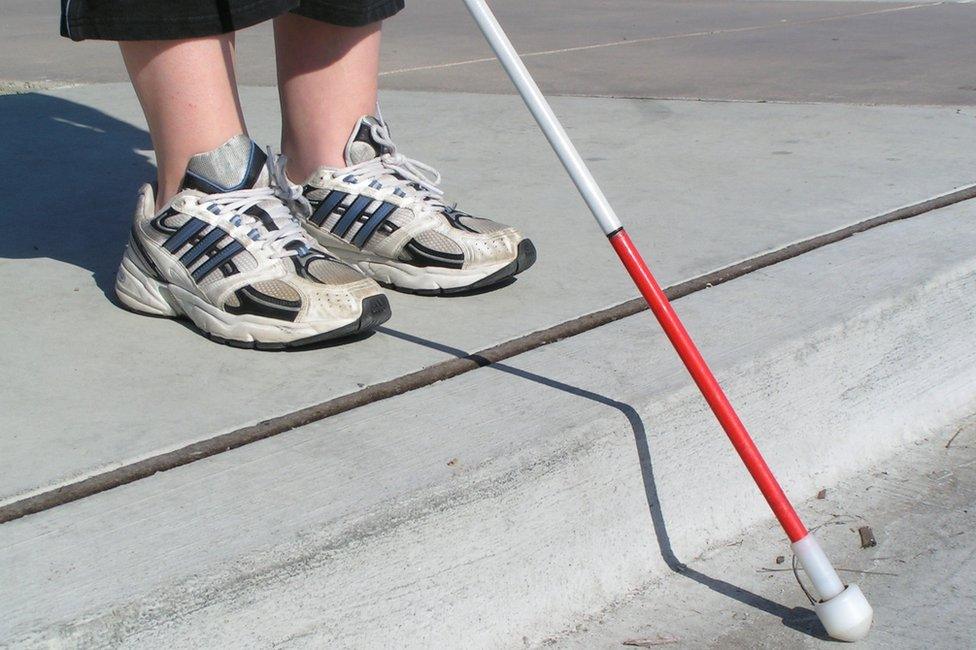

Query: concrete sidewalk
[3,202,975,646]
[2,0,976,646]
[3,83,976,505]
[555,418,976,649]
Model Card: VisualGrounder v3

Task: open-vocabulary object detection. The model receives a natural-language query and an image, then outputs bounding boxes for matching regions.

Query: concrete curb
[4,205,976,647]
[4,182,973,524]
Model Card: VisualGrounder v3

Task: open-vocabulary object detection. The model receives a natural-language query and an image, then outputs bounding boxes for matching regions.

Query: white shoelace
[196,151,314,259]
[335,121,451,217]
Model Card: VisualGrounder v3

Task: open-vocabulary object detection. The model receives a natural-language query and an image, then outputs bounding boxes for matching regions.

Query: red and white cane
[461,0,873,641]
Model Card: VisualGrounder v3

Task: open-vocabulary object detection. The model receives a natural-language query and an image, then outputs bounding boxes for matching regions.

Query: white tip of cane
[815,584,873,642]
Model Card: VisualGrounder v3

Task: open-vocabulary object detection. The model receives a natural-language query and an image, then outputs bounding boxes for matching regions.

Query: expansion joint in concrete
[2,183,974,525]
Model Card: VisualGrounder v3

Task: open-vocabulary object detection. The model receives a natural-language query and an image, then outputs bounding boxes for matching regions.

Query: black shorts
[60,0,405,41]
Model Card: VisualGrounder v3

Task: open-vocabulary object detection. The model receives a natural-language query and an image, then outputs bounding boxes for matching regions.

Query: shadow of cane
[377,324,828,640]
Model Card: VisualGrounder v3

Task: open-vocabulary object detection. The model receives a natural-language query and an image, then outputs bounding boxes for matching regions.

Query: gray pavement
[3,1,976,104]
[377,0,976,105]
[3,202,975,646]
[553,417,976,649]
[3,84,976,504]
[2,0,976,646]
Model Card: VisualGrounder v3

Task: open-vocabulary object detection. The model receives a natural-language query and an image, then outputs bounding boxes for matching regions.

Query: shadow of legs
[0,92,154,297]
[377,325,826,639]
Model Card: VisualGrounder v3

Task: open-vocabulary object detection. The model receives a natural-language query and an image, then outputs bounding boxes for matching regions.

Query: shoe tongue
[181,134,269,193]
[181,134,295,236]
[343,115,392,166]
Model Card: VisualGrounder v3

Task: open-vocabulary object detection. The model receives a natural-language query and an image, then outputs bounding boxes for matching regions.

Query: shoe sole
[116,245,391,349]
[328,239,537,296]
[387,239,537,296]
[204,294,391,350]
[303,217,537,295]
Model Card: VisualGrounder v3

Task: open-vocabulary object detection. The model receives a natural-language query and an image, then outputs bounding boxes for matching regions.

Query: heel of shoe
[115,244,180,317]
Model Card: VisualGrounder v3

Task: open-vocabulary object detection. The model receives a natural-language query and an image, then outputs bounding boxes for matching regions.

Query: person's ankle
[152,154,190,210]
[281,136,345,180]
[154,179,181,212]
[282,157,310,185]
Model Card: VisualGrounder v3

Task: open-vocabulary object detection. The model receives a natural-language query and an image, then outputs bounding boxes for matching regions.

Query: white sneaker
[115,134,390,349]
[295,115,536,295]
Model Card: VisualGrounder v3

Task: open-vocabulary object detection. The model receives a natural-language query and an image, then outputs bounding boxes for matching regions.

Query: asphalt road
[3,0,976,104]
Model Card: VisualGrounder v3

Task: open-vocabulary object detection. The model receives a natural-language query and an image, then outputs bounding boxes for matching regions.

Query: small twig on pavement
[622,636,680,647]
[946,425,965,449]
[858,526,877,548]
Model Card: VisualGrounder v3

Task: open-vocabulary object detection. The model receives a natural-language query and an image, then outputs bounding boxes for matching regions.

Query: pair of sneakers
[116,116,537,349]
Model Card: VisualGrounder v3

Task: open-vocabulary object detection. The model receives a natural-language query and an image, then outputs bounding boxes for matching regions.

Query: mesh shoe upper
[297,115,525,271]
[132,135,380,324]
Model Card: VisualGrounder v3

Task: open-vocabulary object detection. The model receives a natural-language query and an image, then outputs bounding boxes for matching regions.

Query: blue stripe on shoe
[192,240,245,281]
[163,217,207,253]
[310,191,348,226]
[350,202,397,248]
[180,227,227,266]
[332,195,374,238]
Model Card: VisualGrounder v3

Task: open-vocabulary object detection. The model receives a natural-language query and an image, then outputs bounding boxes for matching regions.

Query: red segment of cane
[609,228,808,543]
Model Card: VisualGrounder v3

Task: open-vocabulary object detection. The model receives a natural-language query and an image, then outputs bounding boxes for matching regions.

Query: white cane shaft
[461,0,623,235]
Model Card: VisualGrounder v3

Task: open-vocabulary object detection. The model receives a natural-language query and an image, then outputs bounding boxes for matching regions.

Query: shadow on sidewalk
[0,92,153,298]
[378,325,828,640]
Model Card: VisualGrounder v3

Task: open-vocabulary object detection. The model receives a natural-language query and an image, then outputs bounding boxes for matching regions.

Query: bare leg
[274,14,382,179]
[120,34,247,209]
